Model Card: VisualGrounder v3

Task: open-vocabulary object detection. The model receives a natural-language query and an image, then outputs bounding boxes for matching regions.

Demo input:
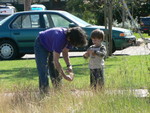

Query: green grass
[0,55,150,113]
[105,55,150,89]
[0,60,38,91]
[134,32,150,39]
[1,55,149,90]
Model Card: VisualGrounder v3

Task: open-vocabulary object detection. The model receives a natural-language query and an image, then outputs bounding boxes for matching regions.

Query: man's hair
[67,27,87,47]
[91,29,104,40]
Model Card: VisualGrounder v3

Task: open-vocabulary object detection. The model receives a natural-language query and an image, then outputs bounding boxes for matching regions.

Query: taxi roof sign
[31,4,46,11]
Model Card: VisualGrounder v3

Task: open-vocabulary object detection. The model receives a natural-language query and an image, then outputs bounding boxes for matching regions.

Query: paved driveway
[113,43,150,56]
[22,52,85,59]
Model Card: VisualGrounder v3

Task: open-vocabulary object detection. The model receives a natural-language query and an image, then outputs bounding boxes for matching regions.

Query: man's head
[67,27,87,47]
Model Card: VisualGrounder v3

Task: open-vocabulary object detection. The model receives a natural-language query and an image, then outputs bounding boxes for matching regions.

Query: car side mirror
[69,23,77,28]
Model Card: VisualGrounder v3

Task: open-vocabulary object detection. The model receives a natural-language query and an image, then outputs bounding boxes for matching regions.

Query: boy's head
[91,29,104,40]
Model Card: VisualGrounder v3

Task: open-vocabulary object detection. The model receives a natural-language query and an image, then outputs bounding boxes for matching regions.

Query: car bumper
[114,37,136,50]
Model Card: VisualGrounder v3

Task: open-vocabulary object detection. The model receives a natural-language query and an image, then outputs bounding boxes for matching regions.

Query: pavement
[22,51,85,59]
[113,42,150,56]
[22,38,150,59]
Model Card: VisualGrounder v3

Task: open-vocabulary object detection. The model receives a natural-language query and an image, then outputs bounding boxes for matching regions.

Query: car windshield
[61,11,91,27]
[0,15,8,21]
[0,15,11,25]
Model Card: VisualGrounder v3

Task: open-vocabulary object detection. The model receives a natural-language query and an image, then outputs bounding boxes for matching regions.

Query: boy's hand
[88,50,96,56]
[83,52,89,59]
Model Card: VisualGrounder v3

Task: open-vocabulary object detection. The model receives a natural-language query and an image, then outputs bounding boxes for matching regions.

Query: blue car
[0,10,136,60]
[140,16,150,35]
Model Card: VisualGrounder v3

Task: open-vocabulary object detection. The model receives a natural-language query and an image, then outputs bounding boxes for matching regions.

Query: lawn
[134,32,150,39]
[0,55,150,113]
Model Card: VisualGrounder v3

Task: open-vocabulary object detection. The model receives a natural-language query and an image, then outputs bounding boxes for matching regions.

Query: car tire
[0,40,18,60]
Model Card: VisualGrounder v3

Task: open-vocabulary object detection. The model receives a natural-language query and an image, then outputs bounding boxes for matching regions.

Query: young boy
[83,29,107,90]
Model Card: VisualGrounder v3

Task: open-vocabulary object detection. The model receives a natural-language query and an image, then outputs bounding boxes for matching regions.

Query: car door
[10,13,45,53]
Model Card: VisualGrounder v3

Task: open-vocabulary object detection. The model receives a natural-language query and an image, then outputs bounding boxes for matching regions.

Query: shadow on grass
[0,67,38,81]
[0,63,89,81]
[72,63,89,77]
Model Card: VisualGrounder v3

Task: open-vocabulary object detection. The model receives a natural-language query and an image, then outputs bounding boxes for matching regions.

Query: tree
[104,0,113,56]
[24,0,32,11]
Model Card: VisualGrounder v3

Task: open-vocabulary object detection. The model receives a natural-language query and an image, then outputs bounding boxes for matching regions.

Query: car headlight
[120,32,132,37]
[119,33,125,37]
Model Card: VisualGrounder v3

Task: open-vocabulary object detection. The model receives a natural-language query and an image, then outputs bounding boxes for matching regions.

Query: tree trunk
[104,0,113,57]
[24,0,32,11]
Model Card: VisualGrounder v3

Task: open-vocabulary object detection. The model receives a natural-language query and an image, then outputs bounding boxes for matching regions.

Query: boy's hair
[67,27,87,47]
[91,29,104,40]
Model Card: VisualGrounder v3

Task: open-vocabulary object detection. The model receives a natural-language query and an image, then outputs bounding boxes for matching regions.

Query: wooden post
[104,0,113,57]
[108,0,113,55]
[122,3,125,28]
[104,0,108,57]
[24,0,32,11]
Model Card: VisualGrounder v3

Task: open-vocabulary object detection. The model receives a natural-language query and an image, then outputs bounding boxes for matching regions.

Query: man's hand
[66,65,73,73]
[65,67,74,81]
[63,72,74,81]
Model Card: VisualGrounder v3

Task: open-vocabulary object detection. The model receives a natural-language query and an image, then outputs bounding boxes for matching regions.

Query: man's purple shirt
[39,27,71,53]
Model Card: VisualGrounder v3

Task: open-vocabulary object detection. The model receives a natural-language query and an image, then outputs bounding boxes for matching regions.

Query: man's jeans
[34,37,62,92]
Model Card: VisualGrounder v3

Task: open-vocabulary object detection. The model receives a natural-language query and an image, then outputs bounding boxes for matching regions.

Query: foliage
[112,17,140,31]
[66,0,104,25]
[66,0,150,26]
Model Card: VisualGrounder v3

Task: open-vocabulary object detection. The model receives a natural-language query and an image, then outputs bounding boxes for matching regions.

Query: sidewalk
[22,51,85,59]
[22,38,150,59]
[113,38,150,56]
[113,43,150,56]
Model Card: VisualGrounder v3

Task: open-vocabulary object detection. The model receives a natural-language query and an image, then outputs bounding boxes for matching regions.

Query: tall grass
[0,55,149,113]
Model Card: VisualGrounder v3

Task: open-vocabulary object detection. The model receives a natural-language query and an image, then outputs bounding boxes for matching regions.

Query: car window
[22,15,31,28]
[11,14,40,29]
[0,15,12,25]
[30,15,40,28]
[0,15,9,21]
[51,14,70,27]
[43,14,53,28]
[11,15,22,28]
[61,11,91,27]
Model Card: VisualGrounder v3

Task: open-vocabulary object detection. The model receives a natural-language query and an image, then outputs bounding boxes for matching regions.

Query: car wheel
[0,40,18,60]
